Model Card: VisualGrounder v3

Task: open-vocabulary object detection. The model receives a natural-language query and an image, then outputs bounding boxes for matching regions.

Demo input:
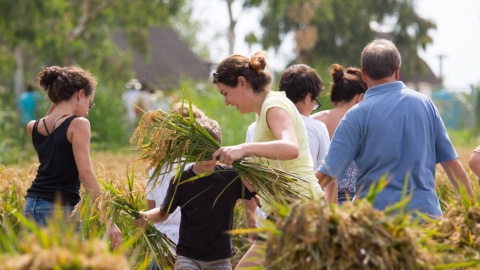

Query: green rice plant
[98,168,176,269]
[130,89,310,213]
[0,207,131,270]
[423,183,480,263]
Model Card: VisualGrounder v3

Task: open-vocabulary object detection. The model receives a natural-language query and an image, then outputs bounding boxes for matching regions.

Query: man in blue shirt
[316,39,473,218]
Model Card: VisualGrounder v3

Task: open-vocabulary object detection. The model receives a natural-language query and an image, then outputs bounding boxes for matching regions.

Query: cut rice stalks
[98,177,176,269]
[130,90,309,211]
[265,199,443,270]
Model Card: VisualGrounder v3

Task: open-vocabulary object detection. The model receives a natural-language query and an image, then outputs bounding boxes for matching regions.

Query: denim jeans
[149,259,162,270]
[338,192,356,205]
[23,197,81,231]
[175,255,232,270]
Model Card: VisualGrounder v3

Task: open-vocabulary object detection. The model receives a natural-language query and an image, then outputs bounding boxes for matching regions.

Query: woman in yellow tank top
[211,52,324,269]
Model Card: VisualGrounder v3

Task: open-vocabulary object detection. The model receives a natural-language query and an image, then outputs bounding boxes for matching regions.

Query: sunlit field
[1,145,480,269]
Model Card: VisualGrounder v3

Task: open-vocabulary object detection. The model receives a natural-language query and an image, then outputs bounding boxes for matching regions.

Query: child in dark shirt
[136,117,256,270]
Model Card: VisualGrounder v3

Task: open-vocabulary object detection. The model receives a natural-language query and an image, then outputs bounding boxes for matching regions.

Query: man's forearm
[315,171,338,204]
[441,158,473,198]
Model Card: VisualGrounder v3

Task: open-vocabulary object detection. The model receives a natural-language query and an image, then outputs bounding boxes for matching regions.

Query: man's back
[320,81,457,217]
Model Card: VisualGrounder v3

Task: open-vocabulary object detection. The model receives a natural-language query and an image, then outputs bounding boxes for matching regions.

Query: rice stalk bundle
[0,207,131,270]
[0,236,130,270]
[130,96,308,211]
[425,193,480,261]
[0,166,34,227]
[264,199,442,270]
[98,178,176,269]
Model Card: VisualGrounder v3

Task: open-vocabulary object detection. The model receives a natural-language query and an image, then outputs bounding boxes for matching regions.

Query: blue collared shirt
[318,81,457,218]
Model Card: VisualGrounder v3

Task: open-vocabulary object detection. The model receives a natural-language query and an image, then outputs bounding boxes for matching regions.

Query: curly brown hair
[279,64,324,103]
[213,52,272,93]
[37,66,97,103]
[329,64,367,104]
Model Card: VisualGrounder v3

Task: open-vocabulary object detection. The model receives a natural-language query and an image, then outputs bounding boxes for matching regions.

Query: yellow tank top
[249,91,324,215]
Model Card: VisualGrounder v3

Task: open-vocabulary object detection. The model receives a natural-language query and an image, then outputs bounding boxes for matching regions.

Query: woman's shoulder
[26,119,37,129]
[68,116,91,133]
[70,116,90,125]
[26,119,38,136]
[263,91,296,114]
[310,110,331,122]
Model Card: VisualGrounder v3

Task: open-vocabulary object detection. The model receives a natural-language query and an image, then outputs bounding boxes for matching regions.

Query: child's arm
[241,176,257,193]
[144,208,170,223]
[132,208,170,228]
[244,198,258,244]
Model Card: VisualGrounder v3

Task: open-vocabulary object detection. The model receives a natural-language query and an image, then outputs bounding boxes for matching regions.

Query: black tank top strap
[32,120,41,141]
[33,119,40,130]
[62,115,78,125]
[42,119,50,136]
[52,114,70,133]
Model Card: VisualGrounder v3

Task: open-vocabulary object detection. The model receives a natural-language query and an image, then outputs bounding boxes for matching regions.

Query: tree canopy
[244,0,436,75]
[0,0,195,99]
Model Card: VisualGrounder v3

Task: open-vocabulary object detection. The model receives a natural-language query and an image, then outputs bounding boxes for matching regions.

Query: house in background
[400,59,441,99]
[114,27,210,90]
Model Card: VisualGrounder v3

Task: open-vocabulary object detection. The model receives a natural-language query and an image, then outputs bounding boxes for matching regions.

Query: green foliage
[471,84,480,136]
[446,129,477,148]
[87,84,132,151]
[0,0,204,104]
[244,0,436,75]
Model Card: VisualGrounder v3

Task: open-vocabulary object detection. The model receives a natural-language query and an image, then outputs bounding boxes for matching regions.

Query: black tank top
[26,115,81,206]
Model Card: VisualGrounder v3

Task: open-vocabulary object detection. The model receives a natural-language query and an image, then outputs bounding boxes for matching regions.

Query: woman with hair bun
[311,64,367,204]
[212,52,325,269]
[24,66,122,248]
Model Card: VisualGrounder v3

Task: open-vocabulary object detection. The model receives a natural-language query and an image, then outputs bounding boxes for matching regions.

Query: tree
[0,0,191,102]
[0,0,210,150]
[243,0,436,75]
[226,0,238,55]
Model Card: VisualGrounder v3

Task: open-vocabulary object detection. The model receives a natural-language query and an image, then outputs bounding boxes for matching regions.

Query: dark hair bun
[249,51,267,75]
[38,66,63,91]
[330,64,344,83]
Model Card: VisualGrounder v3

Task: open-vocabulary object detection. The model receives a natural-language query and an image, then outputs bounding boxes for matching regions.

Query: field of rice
[1,146,480,269]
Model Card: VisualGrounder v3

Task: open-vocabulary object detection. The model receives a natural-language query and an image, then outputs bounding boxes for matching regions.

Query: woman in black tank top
[24,66,122,249]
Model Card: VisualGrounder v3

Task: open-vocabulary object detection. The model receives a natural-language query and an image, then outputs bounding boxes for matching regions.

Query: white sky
[192,0,480,92]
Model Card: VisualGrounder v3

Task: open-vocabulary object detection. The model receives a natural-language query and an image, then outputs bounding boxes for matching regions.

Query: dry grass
[265,200,442,270]
[1,146,480,269]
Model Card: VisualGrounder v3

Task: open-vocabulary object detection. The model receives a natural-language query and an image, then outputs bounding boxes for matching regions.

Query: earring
[78,101,82,106]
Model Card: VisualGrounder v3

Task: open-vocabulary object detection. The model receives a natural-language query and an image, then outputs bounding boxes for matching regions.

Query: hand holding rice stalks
[98,178,176,269]
[130,97,309,210]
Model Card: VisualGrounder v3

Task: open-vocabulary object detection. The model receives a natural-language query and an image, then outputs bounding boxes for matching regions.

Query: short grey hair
[361,39,402,80]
